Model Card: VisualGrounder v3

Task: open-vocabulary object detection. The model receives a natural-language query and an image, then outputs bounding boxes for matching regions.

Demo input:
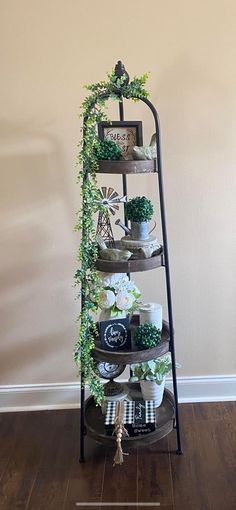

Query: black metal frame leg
[79,382,85,462]
[140,97,183,455]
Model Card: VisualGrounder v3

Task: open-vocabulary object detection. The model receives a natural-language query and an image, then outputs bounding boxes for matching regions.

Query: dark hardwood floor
[0,402,235,510]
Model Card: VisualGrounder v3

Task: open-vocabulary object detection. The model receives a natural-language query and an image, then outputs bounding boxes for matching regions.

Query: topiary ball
[95,139,122,160]
[125,196,154,223]
[134,323,161,350]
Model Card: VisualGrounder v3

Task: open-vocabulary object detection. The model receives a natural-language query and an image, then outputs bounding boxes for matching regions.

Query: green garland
[74,67,149,405]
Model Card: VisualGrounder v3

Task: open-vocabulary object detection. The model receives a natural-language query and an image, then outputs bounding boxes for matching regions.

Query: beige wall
[0,0,235,386]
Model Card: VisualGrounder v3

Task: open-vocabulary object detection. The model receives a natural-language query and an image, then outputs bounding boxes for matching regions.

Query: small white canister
[139,303,163,331]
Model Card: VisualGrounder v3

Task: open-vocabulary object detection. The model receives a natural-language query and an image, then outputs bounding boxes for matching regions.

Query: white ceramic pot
[140,378,165,407]
[139,303,162,331]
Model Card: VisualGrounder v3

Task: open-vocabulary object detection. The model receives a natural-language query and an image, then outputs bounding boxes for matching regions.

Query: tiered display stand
[79,62,182,462]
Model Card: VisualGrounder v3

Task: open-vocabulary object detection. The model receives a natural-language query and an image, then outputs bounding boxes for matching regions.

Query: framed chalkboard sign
[99,318,131,351]
[98,121,143,160]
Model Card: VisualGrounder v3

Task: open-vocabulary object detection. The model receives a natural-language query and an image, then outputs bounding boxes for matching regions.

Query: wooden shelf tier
[96,245,164,273]
[92,319,170,364]
[84,387,175,447]
[97,159,157,174]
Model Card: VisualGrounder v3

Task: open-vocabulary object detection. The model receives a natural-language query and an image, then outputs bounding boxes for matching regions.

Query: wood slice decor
[97,160,157,174]
[84,387,175,447]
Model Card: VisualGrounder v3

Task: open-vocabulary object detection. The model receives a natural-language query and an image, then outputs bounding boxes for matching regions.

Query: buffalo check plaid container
[105,400,156,437]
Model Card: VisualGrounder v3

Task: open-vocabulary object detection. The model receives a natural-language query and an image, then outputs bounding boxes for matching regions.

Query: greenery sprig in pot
[130,354,173,407]
[74,64,150,406]
[133,323,161,350]
[125,196,154,240]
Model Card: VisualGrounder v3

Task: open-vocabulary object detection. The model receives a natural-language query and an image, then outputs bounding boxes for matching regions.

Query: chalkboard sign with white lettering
[99,318,131,351]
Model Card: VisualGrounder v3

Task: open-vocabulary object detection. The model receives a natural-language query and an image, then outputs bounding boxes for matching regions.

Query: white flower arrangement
[97,272,141,317]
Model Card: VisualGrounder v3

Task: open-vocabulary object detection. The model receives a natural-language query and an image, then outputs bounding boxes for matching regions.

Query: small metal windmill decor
[96,187,127,247]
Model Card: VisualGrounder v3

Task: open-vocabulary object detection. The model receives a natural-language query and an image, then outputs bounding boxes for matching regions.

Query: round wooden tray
[92,319,170,364]
[84,387,175,447]
[97,159,157,174]
[96,246,163,273]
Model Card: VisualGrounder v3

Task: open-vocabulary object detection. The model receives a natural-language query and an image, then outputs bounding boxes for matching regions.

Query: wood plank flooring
[0,402,235,509]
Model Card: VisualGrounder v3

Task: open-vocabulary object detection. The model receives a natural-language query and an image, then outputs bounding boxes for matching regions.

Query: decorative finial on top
[114,61,129,85]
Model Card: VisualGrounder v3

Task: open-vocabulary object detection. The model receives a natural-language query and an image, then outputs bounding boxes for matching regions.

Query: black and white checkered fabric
[145,400,156,423]
[105,400,156,425]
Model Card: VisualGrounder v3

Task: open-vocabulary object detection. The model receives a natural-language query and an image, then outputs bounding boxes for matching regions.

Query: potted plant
[125,196,154,240]
[95,138,122,161]
[133,323,161,350]
[130,355,172,406]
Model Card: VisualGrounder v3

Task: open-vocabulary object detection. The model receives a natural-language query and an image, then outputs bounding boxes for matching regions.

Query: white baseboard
[0,383,82,412]
[165,375,236,403]
[0,375,235,412]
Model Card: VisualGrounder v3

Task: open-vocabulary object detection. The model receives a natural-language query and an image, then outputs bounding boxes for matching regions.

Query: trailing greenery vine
[74,66,149,405]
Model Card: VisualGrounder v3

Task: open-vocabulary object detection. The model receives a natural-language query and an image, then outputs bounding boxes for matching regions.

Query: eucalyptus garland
[74,67,149,405]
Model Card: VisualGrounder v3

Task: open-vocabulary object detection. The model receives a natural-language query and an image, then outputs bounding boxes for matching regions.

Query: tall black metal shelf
[79,62,182,462]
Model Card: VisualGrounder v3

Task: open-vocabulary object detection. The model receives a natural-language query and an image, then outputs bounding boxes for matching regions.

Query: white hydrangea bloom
[100,273,124,288]
[126,281,141,295]
[113,276,129,292]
